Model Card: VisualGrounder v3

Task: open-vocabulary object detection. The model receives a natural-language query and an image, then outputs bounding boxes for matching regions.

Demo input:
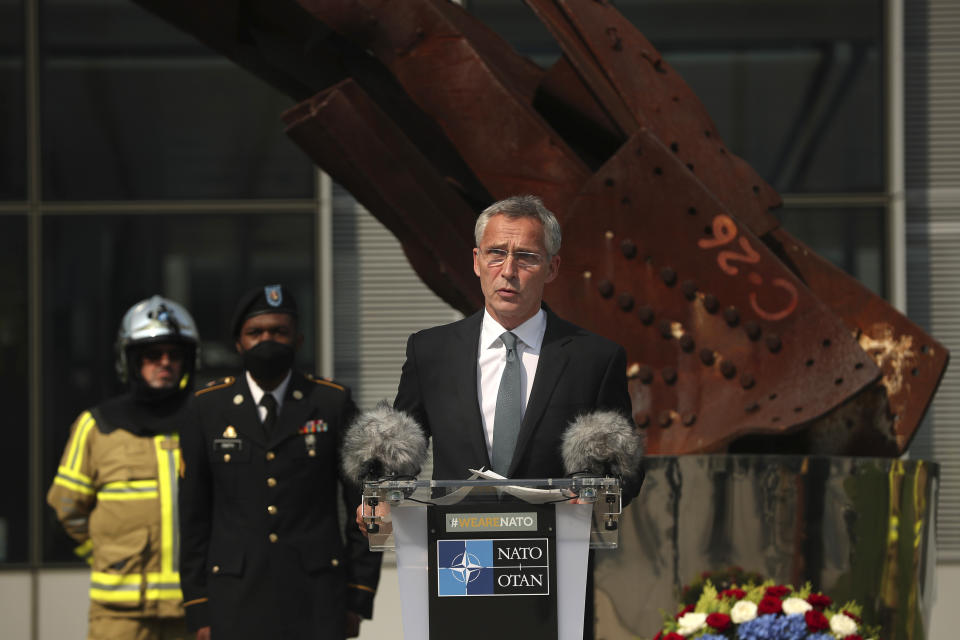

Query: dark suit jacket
[179,371,381,639]
[394,307,638,489]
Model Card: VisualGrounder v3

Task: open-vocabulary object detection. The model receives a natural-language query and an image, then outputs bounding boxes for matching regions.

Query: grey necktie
[491,331,522,475]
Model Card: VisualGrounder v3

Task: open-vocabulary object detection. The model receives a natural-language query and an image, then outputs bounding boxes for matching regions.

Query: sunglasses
[141,347,186,363]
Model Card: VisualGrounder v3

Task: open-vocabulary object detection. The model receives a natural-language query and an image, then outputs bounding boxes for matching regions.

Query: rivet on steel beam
[702,293,719,313]
[682,413,696,427]
[723,307,739,327]
[740,372,755,389]
[598,280,614,298]
[621,196,631,206]
[720,361,737,379]
[636,414,650,429]
[604,178,615,187]
[854,362,864,370]
[794,406,803,413]
[658,319,673,339]
[752,185,760,194]
[699,348,715,366]
[745,402,759,413]
[766,334,782,353]
[637,365,653,384]
[653,167,663,176]
[704,130,712,138]
[822,338,832,348]
[681,280,697,300]
[744,321,761,341]
[805,359,815,367]
[686,163,695,172]
[638,305,654,325]
[660,267,677,286]
[621,239,637,259]
[661,367,677,385]
[688,207,697,216]
[679,334,695,352]
[618,293,634,312]
[658,411,672,427]
[670,142,679,153]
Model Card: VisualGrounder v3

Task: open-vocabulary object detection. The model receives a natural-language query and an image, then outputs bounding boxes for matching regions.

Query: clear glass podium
[361,477,622,640]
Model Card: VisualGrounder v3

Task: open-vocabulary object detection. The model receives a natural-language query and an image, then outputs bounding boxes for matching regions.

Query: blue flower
[700,636,728,640]
[772,613,808,640]
[736,614,779,640]
[807,634,835,640]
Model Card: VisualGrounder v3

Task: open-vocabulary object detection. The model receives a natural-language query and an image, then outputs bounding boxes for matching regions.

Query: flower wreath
[652,581,881,640]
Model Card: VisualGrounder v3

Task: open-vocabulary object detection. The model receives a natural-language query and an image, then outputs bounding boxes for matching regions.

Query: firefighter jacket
[47,406,185,619]
[178,372,382,639]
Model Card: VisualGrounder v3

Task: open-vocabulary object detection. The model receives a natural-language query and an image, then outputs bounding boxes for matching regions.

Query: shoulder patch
[195,376,236,396]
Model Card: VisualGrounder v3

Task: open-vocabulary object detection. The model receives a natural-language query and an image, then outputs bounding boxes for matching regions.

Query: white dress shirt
[246,370,293,424]
[477,309,547,460]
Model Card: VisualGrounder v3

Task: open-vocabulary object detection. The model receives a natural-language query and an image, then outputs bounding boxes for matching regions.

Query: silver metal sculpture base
[595,455,938,640]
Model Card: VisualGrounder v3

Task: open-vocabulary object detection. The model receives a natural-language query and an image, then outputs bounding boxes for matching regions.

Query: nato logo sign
[437,539,550,597]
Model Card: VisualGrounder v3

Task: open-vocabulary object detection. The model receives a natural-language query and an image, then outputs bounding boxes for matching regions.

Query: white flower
[730,600,758,624]
[781,597,813,615]
[830,612,859,637]
[676,612,707,636]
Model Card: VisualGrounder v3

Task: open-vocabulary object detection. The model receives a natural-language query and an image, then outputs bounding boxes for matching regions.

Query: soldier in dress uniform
[178,284,380,640]
[48,295,199,640]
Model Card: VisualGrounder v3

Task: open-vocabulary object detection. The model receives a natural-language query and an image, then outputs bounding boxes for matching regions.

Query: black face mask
[243,341,295,382]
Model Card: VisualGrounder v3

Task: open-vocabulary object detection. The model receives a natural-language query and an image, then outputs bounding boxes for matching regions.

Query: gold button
[223,453,231,463]
[331,558,339,567]
[212,565,220,574]
[266,451,276,461]
[269,533,278,543]
[267,477,277,488]
[308,449,316,458]
[267,505,278,515]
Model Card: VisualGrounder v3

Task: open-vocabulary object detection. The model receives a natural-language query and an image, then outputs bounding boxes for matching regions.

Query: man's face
[139,342,186,390]
[473,214,559,330]
[235,312,301,353]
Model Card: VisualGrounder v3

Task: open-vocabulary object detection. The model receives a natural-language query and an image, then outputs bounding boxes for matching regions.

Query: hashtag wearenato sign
[445,512,538,532]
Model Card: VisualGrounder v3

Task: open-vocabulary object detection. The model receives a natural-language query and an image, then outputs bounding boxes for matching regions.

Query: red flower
[664,634,684,640]
[674,604,695,620]
[843,610,863,624]
[706,613,732,631]
[720,588,747,601]
[842,636,864,640]
[757,595,782,615]
[765,585,791,598]
[807,593,832,609]
[805,610,830,631]
[652,632,662,640]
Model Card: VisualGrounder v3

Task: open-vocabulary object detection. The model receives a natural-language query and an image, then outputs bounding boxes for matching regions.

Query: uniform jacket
[47,408,185,619]
[394,307,639,491]
[178,371,381,639]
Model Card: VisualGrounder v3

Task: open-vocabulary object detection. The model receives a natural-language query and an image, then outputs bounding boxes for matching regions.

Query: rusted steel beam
[129,0,947,455]
[282,79,483,314]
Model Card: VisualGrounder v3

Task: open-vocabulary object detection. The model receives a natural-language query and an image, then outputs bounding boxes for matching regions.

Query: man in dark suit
[394,194,634,483]
[390,195,637,640]
[179,285,381,640]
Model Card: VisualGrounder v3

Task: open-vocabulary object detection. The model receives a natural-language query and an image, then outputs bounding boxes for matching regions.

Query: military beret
[231,284,299,337]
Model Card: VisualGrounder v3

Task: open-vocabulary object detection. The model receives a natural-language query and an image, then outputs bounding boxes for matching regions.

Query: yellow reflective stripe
[57,465,93,485]
[98,479,159,501]
[154,434,180,575]
[89,572,182,602]
[65,412,95,472]
[53,474,95,496]
[74,539,94,560]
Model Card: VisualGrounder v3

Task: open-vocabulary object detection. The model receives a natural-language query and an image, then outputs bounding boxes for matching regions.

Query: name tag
[213,439,244,452]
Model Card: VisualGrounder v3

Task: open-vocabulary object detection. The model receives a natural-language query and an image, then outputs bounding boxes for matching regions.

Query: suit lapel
[508,311,571,476]
[224,376,267,448]
[454,312,491,471]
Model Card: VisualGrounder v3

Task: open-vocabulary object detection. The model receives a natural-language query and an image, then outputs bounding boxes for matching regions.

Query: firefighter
[48,295,199,640]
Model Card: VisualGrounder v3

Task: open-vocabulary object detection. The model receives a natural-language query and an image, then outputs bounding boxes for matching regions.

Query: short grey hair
[474,195,562,257]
